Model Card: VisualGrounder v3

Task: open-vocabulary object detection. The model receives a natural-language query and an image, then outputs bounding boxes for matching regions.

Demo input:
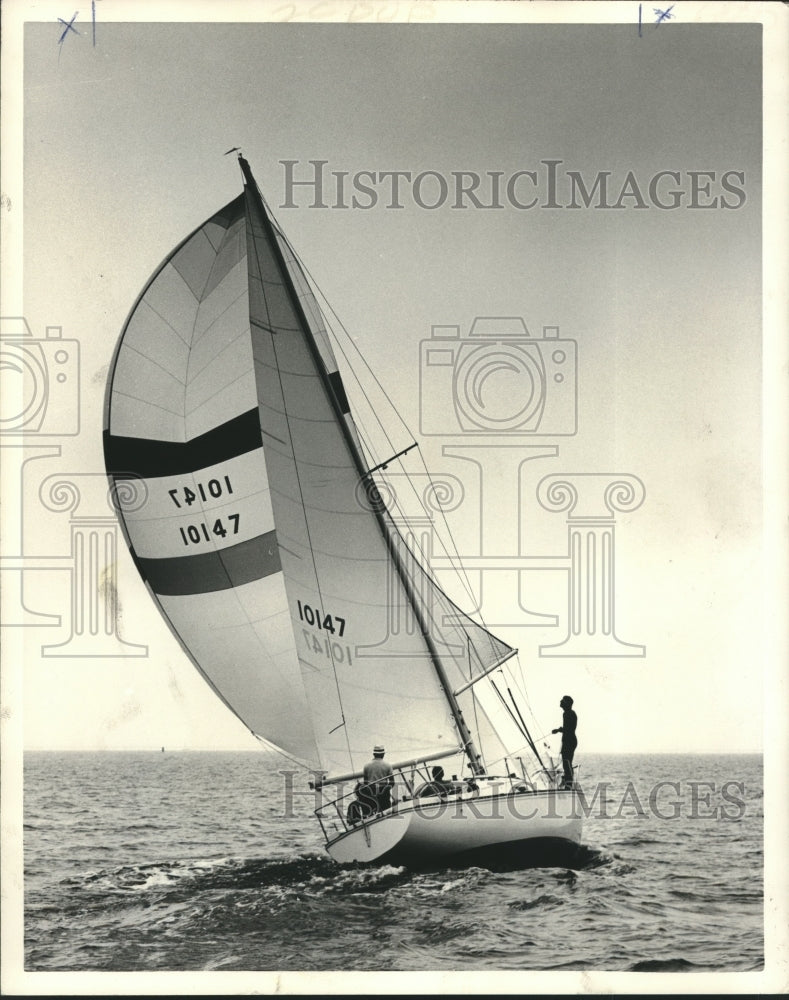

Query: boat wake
[57,839,619,906]
[27,845,654,972]
[61,852,413,900]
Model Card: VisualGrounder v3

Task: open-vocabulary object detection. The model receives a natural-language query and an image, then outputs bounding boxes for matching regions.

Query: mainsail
[104,158,521,777]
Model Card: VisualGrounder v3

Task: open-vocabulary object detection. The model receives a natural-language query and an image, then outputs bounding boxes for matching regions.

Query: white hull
[325,788,583,868]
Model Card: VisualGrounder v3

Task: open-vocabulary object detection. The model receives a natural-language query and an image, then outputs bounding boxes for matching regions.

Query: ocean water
[23,751,763,972]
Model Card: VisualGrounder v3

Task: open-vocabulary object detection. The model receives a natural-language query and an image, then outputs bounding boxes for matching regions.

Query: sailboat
[103,155,582,868]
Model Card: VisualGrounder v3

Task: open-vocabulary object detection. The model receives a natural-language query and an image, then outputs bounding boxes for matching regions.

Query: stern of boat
[325,810,412,864]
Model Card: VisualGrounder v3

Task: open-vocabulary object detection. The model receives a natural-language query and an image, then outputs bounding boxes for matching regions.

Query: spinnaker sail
[104,157,526,779]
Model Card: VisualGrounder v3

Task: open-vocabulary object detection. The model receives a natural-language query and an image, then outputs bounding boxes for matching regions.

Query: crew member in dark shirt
[418,765,462,799]
[552,695,578,788]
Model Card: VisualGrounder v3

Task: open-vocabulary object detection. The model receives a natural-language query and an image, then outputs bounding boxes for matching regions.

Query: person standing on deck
[552,695,578,788]
[362,744,394,811]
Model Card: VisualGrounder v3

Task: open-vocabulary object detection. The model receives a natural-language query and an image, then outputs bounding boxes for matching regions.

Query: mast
[238,156,485,776]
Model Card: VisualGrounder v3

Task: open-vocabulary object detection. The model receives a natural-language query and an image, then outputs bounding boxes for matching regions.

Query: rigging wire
[252,732,322,775]
[262,186,490,776]
[264,208,414,447]
[263,192,548,769]
[268,220,505,664]
[274,213,544,751]
[266,209,488,622]
[505,682,546,771]
[489,677,529,740]
[465,636,489,770]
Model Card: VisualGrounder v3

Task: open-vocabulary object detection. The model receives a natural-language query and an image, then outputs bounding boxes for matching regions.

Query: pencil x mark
[58,12,79,44]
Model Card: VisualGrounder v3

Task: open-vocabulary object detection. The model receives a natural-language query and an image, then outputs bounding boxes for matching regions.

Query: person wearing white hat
[361,744,394,812]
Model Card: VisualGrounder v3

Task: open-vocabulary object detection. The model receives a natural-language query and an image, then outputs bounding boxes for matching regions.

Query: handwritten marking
[653,4,675,25]
[57,11,79,45]
[269,1,435,22]
[56,4,98,52]
[638,3,642,36]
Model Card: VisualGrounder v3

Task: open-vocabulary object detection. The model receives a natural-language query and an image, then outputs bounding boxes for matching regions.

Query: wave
[627,957,702,972]
[571,843,616,869]
[507,893,564,911]
[613,836,664,847]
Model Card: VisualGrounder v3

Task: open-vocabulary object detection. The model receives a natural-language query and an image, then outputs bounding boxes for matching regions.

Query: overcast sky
[5,6,779,756]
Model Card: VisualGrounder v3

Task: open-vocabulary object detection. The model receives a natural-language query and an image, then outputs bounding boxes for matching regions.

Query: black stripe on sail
[134,530,282,596]
[328,370,350,415]
[105,408,263,480]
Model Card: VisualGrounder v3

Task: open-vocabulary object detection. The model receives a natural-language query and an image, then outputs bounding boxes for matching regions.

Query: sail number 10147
[302,630,354,666]
[296,600,346,636]
[169,475,234,508]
